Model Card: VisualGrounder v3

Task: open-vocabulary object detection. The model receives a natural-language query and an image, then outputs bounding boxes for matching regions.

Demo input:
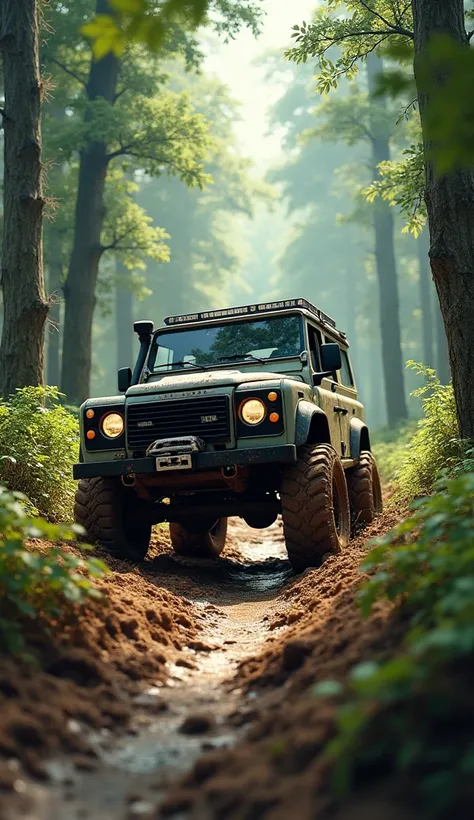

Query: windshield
[149,315,303,372]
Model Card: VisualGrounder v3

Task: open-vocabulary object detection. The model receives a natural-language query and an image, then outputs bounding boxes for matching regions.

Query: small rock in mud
[127,799,155,817]
[282,637,313,671]
[179,713,215,735]
[134,692,168,712]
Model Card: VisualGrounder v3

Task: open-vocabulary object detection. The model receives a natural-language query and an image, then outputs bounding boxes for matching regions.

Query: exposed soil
[0,510,407,820]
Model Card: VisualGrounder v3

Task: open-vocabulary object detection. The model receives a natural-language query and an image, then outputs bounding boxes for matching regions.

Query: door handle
[334,406,348,415]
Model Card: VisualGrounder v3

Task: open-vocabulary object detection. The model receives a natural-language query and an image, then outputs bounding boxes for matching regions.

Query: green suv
[74,298,382,571]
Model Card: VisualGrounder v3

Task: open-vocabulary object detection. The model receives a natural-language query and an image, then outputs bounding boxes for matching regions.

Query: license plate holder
[155,454,193,472]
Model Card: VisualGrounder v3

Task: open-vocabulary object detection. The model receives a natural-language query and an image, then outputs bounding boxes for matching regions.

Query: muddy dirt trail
[1,508,405,820]
[2,520,294,820]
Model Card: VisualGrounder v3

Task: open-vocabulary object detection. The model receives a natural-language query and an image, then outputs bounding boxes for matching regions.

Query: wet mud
[0,511,406,820]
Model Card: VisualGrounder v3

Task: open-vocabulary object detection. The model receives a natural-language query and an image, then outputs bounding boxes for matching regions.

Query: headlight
[239,398,266,425]
[101,412,124,439]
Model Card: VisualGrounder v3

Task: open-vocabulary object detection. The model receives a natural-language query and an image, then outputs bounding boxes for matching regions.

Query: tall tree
[289,0,474,434]
[60,0,120,404]
[416,229,434,368]
[0,0,49,398]
[366,53,408,424]
[412,0,474,437]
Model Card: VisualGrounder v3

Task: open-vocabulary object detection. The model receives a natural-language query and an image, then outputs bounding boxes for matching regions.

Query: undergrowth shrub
[315,473,474,817]
[0,386,79,521]
[392,363,470,501]
[0,485,107,655]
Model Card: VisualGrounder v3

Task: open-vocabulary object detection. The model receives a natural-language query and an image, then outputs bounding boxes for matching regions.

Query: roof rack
[164,298,341,332]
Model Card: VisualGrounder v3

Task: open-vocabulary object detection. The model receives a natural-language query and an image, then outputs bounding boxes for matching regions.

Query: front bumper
[73,444,297,480]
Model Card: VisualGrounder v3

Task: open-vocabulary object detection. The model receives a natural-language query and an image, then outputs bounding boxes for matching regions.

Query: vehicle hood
[126,369,296,395]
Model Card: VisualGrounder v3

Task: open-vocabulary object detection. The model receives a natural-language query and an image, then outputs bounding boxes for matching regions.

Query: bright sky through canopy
[203,0,316,169]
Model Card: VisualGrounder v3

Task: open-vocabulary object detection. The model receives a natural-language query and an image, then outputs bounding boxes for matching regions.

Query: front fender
[350,418,371,460]
[295,401,330,447]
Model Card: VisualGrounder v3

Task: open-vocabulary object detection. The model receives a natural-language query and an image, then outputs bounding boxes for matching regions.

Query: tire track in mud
[5,520,294,820]
[2,508,405,820]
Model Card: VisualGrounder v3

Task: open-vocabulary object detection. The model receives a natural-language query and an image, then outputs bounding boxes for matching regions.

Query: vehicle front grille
[127,395,231,454]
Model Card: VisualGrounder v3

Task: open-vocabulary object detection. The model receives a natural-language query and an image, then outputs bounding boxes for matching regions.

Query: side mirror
[312,344,342,386]
[118,367,132,393]
[320,343,341,373]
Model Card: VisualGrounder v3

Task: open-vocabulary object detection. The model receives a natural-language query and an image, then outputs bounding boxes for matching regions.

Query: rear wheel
[74,477,151,562]
[280,443,350,572]
[169,518,227,558]
[346,451,383,533]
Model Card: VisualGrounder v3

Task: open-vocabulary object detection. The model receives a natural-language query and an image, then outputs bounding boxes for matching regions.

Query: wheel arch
[295,400,331,446]
[350,418,371,460]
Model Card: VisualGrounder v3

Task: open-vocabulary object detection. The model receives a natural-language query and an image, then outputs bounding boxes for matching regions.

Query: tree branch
[46,56,88,88]
[356,0,413,38]
[114,86,129,102]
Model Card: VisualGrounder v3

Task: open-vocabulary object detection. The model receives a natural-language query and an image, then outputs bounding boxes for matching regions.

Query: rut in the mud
[2,520,294,820]
[1,508,405,820]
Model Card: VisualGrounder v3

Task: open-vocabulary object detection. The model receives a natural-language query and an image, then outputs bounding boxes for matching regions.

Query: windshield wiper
[218,353,266,365]
[153,360,209,372]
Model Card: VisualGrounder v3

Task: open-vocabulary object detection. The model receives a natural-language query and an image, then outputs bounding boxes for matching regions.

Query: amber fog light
[101,412,124,439]
[239,398,266,425]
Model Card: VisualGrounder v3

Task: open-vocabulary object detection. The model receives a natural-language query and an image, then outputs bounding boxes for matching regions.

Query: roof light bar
[164,298,337,330]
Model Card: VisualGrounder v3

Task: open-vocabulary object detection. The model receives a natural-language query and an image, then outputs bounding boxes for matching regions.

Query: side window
[340,349,355,388]
[307,325,322,371]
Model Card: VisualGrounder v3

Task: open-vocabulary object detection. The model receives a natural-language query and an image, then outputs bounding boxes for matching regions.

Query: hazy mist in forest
[0,0,439,429]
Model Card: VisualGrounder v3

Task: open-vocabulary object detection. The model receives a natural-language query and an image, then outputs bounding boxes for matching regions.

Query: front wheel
[280,443,351,572]
[74,477,151,562]
[169,518,227,559]
[346,451,383,534]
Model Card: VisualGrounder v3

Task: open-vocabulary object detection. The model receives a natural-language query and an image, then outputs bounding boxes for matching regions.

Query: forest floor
[0,507,409,820]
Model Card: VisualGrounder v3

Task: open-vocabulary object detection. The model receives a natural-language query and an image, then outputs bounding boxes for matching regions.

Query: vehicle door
[307,323,342,456]
[327,339,361,459]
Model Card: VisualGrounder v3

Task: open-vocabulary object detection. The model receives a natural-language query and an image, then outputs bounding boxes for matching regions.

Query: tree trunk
[366,53,408,426]
[46,258,62,386]
[412,0,474,436]
[60,0,119,405]
[0,0,48,398]
[434,298,450,384]
[416,229,434,367]
[115,260,134,369]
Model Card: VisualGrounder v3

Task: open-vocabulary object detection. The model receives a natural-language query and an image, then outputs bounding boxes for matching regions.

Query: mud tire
[346,450,383,534]
[280,443,351,572]
[169,518,227,559]
[74,477,151,562]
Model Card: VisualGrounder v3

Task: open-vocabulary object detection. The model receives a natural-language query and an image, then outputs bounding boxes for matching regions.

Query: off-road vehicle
[74,298,382,571]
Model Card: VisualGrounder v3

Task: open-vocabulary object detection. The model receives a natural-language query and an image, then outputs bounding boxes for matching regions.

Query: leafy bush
[0,485,106,655]
[317,473,474,816]
[0,386,79,521]
[392,363,470,501]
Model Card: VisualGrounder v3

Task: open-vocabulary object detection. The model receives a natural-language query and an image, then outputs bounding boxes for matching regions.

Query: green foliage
[0,485,106,655]
[81,0,263,57]
[317,473,474,816]
[288,2,474,175]
[287,1,413,84]
[363,142,426,236]
[394,363,467,501]
[417,35,474,175]
[0,387,79,522]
